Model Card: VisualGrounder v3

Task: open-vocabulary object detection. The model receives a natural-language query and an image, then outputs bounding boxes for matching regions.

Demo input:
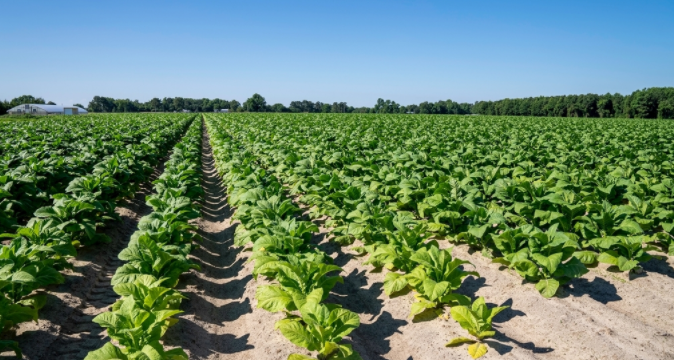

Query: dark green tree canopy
[9,95,45,107]
[6,87,670,118]
[243,93,267,112]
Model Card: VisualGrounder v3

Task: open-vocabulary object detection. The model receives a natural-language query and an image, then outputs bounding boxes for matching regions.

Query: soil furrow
[0,161,167,360]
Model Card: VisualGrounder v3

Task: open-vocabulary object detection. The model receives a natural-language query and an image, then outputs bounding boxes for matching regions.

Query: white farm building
[6,104,88,115]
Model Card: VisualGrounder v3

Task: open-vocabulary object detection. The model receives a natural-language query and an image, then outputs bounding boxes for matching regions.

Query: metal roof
[8,104,88,113]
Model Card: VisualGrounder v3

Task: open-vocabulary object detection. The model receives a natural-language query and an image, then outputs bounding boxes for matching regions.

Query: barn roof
[7,104,88,113]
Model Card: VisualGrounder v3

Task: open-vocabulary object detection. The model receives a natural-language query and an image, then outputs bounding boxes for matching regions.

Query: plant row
[85,118,204,360]
[0,114,195,234]
[205,114,365,360]
[0,115,194,358]
[209,114,674,299]
[207,114,509,359]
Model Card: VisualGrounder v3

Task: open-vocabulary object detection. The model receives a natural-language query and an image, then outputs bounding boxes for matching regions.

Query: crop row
[0,114,195,234]
[210,114,674,294]
[0,115,194,357]
[206,113,674,357]
[205,114,370,360]
[84,117,204,360]
[206,114,508,359]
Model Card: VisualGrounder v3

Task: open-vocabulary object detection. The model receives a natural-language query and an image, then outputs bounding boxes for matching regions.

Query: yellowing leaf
[467,342,488,359]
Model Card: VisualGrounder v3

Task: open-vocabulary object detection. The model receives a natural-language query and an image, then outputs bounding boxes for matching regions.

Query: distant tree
[114,99,138,113]
[658,100,674,119]
[331,102,348,113]
[567,103,583,117]
[173,97,185,112]
[149,98,161,111]
[87,96,115,112]
[271,103,287,112]
[597,96,614,118]
[243,93,267,112]
[229,100,241,112]
[418,102,433,114]
[289,100,317,113]
[47,101,56,105]
[9,95,45,107]
[630,90,658,118]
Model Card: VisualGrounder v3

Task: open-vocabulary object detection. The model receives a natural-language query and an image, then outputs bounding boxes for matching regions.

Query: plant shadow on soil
[641,258,674,280]
[559,276,622,304]
[163,131,255,358]
[487,299,554,355]
[164,320,253,358]
[346,311,409,360]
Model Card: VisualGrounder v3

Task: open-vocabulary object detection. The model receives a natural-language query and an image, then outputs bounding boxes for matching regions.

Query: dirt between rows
[0,161,167,360]
[5,125,674,360]
[166,126,674,360]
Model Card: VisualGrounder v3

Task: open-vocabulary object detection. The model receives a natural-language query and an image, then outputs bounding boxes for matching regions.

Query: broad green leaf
[288,354,315,360]
[84,342,127,360]
[256,285,293,312]
[383,272,408,296]
[535,278,559,298]
[277,320,316,350]
[445,337,476,347]
[450,306,479,334]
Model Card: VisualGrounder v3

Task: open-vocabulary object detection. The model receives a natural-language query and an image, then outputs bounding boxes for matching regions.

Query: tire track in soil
[162,122,255,359]
[0,160,168,360]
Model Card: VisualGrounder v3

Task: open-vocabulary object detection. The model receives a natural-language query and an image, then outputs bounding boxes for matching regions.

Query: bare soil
[5,124,674,360]
[165,125,674,360]
[0,162,166,360]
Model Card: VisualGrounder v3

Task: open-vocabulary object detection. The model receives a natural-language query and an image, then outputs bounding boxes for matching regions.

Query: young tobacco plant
[0,239,64,303]
[91,295,184,354]
[255,258,343,313]
[84,339,188,360]
[111,274,186,313]
[364,223,439,296]
[588,235,658,273]
[0,294,41,358]
[492,224,589,298]
[276,289,362,360]
[405,246,478,318]
[445,297,509,359]
[111,235,200,288]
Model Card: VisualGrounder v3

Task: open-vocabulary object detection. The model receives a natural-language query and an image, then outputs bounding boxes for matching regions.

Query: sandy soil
[5,123,674,360]
[0,161,166,360]
[165,125,674,360]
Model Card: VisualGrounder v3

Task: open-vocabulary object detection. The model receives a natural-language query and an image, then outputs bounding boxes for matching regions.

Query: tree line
[86,96,241,113]
[2,87,673,118]
[83,94,474,115]
[473,87,674,119]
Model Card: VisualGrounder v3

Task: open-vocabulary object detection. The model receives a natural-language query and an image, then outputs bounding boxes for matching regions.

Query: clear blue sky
[1,0,673,107]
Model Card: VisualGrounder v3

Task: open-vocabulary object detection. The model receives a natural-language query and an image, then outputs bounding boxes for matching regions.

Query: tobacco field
[2,113,674,360]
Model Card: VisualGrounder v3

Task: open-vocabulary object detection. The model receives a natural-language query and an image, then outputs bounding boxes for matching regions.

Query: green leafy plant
[113,225,200,290]
[111,275,186,312]
[0,239,64,302]
[492,225,589,298]
[255,259,343,313]
[589,235,658,272]
[445,297,509,359]
[275,289,362,360]
[85,339,188,360]
[404,246,478,318]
